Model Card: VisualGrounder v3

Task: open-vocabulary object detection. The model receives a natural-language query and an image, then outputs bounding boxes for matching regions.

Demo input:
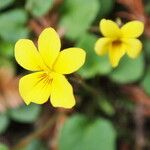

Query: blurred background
[0,0,150,149]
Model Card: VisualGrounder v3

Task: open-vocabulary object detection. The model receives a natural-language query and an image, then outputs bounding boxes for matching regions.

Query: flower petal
[95,38,111,55]
[123,39,142,58]
[121,21,144,38]
[38,27,61,68]
[100,19,120,38]
[19,72,52,105]
[50,74,75,108]
[53,48,86,74]
[15,39,46,71]
[109,43,126,67]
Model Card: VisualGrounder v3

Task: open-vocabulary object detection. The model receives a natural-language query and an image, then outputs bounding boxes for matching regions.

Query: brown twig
[28,0,64,36]
[122,86,150,106]
[28,19,43,36]
[117,0,150,37]
[134,104,145,150]
[49,109,68,150]
[122,85,147,149]
[122,85,150,117]
[28,18,65,38]
[117,0,145,20]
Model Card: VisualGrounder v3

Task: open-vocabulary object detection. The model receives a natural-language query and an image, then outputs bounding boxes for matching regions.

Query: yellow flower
[95,19,144,67]
[14,27,86,108]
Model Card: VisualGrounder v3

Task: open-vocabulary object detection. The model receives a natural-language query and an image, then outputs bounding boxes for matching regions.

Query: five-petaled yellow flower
[95,19,144,67]
[14,27,86,108]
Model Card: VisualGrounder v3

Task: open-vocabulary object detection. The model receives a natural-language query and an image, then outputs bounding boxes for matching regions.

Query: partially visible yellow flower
[95,19,144,67]
[14,27,86,108]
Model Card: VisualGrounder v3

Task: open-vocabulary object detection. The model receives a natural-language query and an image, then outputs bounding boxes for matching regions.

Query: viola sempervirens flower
[15,27,86,108]
[95,19,144,67]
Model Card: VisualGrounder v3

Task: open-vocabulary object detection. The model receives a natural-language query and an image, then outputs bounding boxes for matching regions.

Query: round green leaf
[9,104,41,123]
[59,114,116,150]
[59,0,100,40]
[76,33,112,78]
[26,0,54,17]
[109,55,144,84]
[0,9,29,42]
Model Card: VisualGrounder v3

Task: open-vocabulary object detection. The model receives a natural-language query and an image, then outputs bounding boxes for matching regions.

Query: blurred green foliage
[9,104,41,123]
[0,0,14,10]
[141,68,150,95]
[59,0,99,40]
[0,143,9,150]
[0,113,9,133]
[98,0,114,18]
[76,33,112,78]
[25,0,53,17]
[109,55,145,83]
[98,97,115,116]
[59,114,116,150]
[0,104,41,133]
[0,0,150,149]
[23,139,48,150]
[0,9,29,42]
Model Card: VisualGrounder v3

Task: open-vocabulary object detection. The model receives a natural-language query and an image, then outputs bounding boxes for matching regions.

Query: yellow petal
[123,39,142,58]
[121,21,144,38]
[53,48,86,74]
[19,72,52,105]
[50,74,75,108]
[95,38,111,55]
[15,39,46,71]
[38,27,61,68]
[100,19,120,38]
[109,42,126,67]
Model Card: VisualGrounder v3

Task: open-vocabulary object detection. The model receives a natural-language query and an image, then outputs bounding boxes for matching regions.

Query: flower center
[39,72,53,84]
[112,40,122,47]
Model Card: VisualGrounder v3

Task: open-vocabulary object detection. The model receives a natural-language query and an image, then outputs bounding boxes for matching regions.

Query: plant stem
[72,74,101,97]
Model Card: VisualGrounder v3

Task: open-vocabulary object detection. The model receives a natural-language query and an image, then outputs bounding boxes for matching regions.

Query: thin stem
[72,74,101,97]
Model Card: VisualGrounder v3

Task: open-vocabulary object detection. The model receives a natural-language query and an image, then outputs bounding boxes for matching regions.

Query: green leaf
[0,9,29,42]
[98,0,114,19]
[59,0,99,40]
[23,139,48,150]
[0,57,14,69]
[76,33,112,78]
[0,9,27,25]
[59,114,117,150]
[26,0,54,17]
[9,104,41,123]
[0,113,9,134]
[0,144,9,150]
[141,68,150,95]
[0,0,14,10]
[109,55,144,84]
[0,41,14,58]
